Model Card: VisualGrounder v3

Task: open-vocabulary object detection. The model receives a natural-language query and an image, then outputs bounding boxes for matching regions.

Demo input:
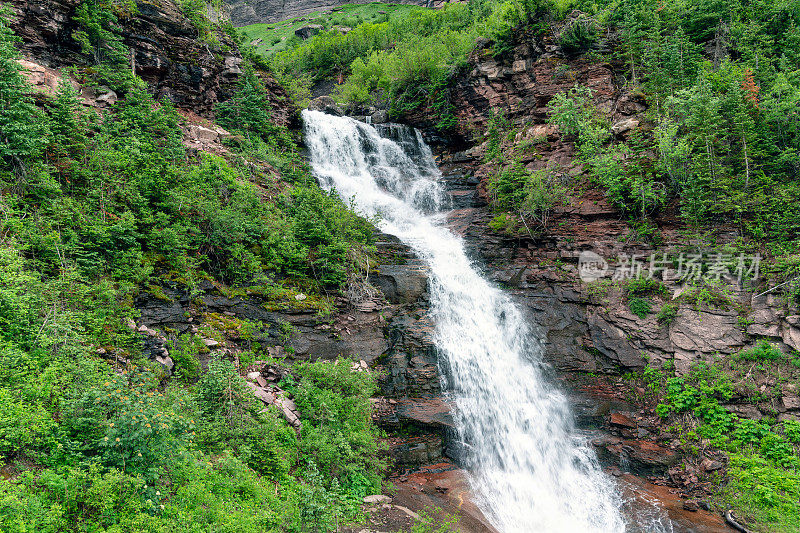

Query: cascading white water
[302,110,654,532]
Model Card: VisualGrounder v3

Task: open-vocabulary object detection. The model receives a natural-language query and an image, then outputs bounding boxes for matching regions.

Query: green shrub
[558,14,597,56]
[488,212,520,233]
[656,303,679,324]
[784,420,800,444]
[736,340,784,362]
[0,389,57,460]
[179,0,212,38]
[0,10,48,167]
[411,507,460,532]
[626,277,667,296]
[628,297,652,318]
[548,85,597,139]
[72,0,139,91]
[679,282,736,311]
[170,334,202,383]
[724,452,800,531]
[196,358,249,418]
[486,163,570,229]
[294,358,385,493]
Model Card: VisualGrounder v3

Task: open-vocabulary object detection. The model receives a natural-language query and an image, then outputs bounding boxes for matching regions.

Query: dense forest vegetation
[0,2,390,530]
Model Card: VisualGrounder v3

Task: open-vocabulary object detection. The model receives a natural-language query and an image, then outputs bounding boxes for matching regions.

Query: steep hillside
[222,0,431,26]
[0,1,404,531]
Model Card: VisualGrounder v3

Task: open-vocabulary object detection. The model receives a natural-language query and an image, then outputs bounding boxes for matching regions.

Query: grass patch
[240,3,419,57]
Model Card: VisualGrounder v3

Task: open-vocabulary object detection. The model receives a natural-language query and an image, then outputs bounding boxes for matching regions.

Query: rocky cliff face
[420,34,800,380]
[395,31,800,528]
[221,0,430,26]
[7,0,293,118]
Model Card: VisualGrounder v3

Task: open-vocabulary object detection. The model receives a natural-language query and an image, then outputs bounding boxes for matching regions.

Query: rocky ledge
[8,0,294,118]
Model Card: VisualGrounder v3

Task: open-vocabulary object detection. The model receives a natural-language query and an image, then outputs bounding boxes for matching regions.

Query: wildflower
[146,423,151,427]
[109,423,114,427]
[137,452,142,457]
[104,437,109,441]
[160,504,165,510]
[115,437,120,442]
[156,490,161,496]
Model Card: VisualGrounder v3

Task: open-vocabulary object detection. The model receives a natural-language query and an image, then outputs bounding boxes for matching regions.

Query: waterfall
[302,110,655,533]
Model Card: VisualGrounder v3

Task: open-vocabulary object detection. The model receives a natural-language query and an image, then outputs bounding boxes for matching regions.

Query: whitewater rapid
[302,110,659,532]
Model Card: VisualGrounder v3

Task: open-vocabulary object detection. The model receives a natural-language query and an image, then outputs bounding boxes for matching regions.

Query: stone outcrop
[403,30,645,146]
[7,0,294,118]
[294,24,323,39]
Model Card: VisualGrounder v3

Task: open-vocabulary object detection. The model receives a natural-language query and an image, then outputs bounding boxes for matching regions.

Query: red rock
[610,412,637,428]
[682,500,699,512]
[700,458,723,472]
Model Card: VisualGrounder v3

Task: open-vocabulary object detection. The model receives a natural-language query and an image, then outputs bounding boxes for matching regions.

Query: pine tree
[47,76,89,180]
[0,8,47,173]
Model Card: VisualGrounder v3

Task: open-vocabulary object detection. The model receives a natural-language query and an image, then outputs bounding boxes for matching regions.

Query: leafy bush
[294,358,385,494]
[651,359,800,530]
[72,0,139,91]
[486,163,569,230]
[558,14,597,56]
[628,297,652,318]
[626,277,667,296]
[679,282,736,311]
[179,0,212,38]
[548,86,668,218]
[656,303,679,324]
[736,340,784,362]
[170,334,202,383]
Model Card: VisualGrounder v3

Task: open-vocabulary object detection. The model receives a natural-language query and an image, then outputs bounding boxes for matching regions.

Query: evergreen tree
[0,8,47,173]
[47,76,89,180]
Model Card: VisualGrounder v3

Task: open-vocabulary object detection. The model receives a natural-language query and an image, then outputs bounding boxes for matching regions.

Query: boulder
[155,355,174,372]
[363,494,392,505]
[611,117,639,136]
[371,263,429,304]
[294,24,323,40]
[669,309,744,372]
[370,110,389,124]
[781,319,800,352]
[245,382,276,404]
[201,338,220,348]
[747,298,784,337]
[17,59,79,97]
[700,458,723,472]
[308,96,344,116]
[594,437,680,474]
[395,398,454,430]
